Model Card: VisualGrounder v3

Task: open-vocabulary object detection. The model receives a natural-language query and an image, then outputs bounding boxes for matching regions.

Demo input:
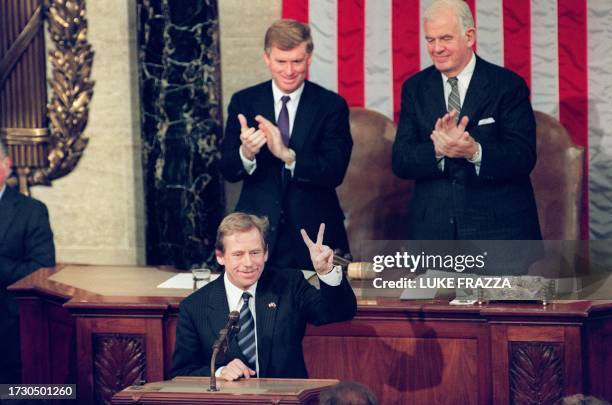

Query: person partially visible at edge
[219,19,353,271]
[171,212,357,380]
[0,137,56,383]
[319,381,379,405]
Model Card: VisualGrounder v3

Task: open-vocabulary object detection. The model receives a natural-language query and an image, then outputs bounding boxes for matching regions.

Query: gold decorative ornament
[31,0,94,186]
[0,0,94,193]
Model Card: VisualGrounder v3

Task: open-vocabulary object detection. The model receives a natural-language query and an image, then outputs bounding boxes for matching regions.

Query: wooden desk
[112,377,337,404]
[9,265,612,405]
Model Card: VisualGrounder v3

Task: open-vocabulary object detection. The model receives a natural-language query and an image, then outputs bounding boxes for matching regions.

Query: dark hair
[215,212,269,253]
[264,19,313,54]
[319,381,378,405]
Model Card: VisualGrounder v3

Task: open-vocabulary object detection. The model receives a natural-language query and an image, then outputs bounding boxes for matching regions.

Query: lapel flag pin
[268,302,277,308]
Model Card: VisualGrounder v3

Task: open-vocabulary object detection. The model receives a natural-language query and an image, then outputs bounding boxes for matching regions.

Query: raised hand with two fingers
[300,223,334,275]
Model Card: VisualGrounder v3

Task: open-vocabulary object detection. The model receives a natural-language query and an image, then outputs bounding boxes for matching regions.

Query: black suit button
[450,218,455,224]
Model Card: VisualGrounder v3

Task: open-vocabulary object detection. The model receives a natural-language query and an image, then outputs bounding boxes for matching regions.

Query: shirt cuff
[215,366,224,377]
[318,265,342,286]
[284,159,296,177]
[467,143,482,175]
[436,156,445,171]
[239,147,257,175]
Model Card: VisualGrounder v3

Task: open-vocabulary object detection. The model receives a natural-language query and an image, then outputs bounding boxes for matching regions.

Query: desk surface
[112,377,338,404]
[8,265,612,319]
[119,376,337,395]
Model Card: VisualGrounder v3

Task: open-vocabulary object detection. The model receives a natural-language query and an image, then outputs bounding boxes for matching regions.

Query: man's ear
[264,245,269,262]
[263,51,271,68]
[466,27,476,48]
[215,249,225,266]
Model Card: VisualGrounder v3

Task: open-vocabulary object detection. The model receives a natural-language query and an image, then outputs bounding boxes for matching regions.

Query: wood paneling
[305,335,478,405]
[8,266,612,404]
[586,319,612,399]
[75,317,165,404]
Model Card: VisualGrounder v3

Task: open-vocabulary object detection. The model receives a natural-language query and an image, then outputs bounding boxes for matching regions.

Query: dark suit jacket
[220,80,353,268]
[392,55,542,240]
[170,268,357,378]
[0,186,55,382]
[0,186,55,316]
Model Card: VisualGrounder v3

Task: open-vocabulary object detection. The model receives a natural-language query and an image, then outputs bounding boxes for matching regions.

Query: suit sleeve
[476,77,537,180]
[292,96,353,188]
[170,301,211,377]
[295,271,357,326]
[219,93,249,183]
[392,79,446,180]
[0,202,55,287]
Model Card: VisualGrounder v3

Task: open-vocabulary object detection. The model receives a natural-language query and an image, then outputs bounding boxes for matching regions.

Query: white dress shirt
[239,81,305,176]
[222,273,260,375]
[438,52,482,174]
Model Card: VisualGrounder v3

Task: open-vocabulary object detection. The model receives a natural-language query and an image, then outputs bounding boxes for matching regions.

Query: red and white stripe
[282,0,612,240]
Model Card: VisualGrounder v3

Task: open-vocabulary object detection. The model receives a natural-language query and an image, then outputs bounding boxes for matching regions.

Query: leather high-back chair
[337,108,413,260]
[530,111,584,240]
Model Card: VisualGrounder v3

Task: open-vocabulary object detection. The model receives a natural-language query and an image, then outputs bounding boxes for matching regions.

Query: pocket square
[478,117,495,126]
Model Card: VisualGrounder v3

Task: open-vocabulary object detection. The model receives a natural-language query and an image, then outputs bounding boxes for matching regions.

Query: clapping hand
[430,111,477,159]
[300,223,334,275]
[238,113,266,161]
[255,115,294,164]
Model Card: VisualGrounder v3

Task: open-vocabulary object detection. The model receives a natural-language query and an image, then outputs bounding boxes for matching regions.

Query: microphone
[215,310,240,346]
[226,310,240,331]
[209,311,240,391]
[226,310,241,340]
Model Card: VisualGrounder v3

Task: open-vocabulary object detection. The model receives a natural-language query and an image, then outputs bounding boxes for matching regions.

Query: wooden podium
[9,265,612,404]
[112,377,337,404]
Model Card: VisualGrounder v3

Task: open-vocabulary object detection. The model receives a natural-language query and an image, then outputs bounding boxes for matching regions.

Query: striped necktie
[237,292,256,369]
[447,76,461,121]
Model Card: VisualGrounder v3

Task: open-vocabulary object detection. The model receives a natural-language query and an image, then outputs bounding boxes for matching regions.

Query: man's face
[0,152,10,189]
[216,228,268,290]
[424,8,475,78]
[264,42,312,93]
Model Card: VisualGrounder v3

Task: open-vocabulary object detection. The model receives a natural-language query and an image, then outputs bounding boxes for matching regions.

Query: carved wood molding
[93,334,146,405]
[509,342,564,405]
[26,0,95,187]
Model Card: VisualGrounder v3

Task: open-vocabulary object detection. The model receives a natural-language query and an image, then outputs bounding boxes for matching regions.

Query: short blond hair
[215,212,269,253]
[264,19,313,54]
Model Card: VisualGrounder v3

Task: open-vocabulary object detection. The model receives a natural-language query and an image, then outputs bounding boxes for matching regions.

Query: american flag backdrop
[281,0,612,241]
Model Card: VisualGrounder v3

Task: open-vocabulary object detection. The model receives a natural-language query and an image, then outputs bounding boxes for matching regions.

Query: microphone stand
[208,311,240,392]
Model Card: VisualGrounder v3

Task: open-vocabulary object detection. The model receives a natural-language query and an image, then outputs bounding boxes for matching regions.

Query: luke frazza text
[373,277,512,289]
[372,252,486,273]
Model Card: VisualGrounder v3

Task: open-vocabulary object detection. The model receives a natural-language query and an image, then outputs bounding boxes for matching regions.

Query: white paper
[157,273,219,289]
